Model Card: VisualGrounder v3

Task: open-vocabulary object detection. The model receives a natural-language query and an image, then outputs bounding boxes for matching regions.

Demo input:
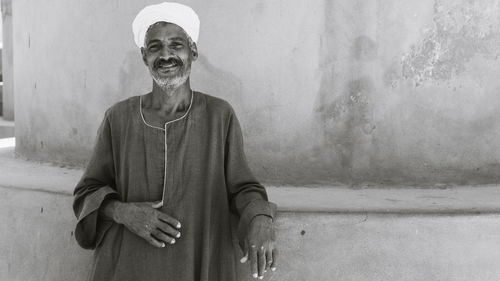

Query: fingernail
[259,276,263,280]
[240,257,246,263]
[161,243,166,248]
[176,223,181,229]
[264,270,267,273]
[271,267,276,271]
[176,232,181,238]
[171,239,176,244]
[252,273,258,278]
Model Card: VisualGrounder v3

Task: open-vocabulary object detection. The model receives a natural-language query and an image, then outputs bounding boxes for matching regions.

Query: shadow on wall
[117,50,151,98]
[67,51,149,166]
[190,54,243,112]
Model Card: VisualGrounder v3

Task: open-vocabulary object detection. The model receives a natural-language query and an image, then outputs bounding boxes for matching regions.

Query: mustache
[154,57,183,68]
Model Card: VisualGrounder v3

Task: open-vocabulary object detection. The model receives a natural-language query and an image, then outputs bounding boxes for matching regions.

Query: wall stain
[310,0,380,183]
[352,35,378,61]
[383,62,401,88]
[1,0,12,17]
[315,77,376,180]
[402,0,500,85]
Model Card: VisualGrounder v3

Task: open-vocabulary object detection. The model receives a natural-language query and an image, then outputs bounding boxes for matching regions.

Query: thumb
[240,251,248,263]
[240,240,249,263]
[149,201,163,209]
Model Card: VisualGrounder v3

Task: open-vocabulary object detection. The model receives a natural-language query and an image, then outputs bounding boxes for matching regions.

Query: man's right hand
[100,200,182,248]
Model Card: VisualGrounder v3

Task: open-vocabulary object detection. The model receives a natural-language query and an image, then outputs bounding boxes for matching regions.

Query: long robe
[73,91,276,281]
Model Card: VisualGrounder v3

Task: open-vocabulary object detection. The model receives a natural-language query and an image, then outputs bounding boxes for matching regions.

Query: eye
[148,44,160,52]
[170,42,184,50]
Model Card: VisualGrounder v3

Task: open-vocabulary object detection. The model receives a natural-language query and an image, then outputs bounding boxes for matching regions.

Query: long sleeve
[73,111,120,249]
[224,110,277,245]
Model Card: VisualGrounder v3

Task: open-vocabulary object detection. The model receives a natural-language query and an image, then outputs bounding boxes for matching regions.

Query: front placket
[163,123,169,207]
[147,91,194,209]
[151,123,169,209]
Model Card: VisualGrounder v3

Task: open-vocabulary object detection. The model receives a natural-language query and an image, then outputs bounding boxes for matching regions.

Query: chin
[153,75,189,92]
[150,66,191,91]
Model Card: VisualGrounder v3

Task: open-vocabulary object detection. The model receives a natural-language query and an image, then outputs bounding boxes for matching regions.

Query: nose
[159,46,174,58]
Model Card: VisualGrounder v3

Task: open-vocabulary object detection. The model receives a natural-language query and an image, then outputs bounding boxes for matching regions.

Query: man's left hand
[240,215,277,279]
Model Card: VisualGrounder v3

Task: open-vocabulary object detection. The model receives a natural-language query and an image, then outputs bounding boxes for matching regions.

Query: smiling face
[141,22,198,92]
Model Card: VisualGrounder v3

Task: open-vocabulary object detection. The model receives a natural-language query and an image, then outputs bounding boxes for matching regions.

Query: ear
[140,47,148,66]
[190,43,198,61]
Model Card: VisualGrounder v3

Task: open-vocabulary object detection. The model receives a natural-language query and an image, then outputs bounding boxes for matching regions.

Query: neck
[151,80,192,114]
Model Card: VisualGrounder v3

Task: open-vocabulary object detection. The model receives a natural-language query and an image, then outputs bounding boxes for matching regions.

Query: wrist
[100,199,125,224]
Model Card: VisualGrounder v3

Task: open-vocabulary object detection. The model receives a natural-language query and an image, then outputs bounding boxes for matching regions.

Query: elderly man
[73,2,277,280]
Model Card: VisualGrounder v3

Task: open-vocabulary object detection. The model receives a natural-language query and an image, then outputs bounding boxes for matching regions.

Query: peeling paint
[402,0,500,85]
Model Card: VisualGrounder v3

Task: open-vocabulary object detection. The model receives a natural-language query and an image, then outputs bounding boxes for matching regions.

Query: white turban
[132,2,200,48]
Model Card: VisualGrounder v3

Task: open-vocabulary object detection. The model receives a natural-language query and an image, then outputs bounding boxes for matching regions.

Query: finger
[240,251,248,263]
[143,232,165,248]
[151,229,176,245]
[258,246,266,279]
[158,212,181,229]
[150,201,163,209]
[250,245,258,278]
[265,249,273,270]
[240,239,249,263]
[155,220,181,239]
[271,248,278,271]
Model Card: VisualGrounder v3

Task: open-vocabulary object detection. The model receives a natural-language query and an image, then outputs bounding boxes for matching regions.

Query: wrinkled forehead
[144,22,189,45]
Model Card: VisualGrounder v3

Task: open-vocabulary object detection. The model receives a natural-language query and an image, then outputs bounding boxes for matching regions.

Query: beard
[149,57,191,95]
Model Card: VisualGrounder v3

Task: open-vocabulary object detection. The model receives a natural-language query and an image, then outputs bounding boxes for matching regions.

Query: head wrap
[132,2,200,48]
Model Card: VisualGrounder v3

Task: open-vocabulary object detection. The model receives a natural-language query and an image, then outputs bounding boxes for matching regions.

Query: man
[73,2,277,280]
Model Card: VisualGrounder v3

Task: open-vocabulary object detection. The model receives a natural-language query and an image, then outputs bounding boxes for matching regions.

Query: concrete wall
[1,0,13,120]
[12,0,500,185]
[4,185,500,281]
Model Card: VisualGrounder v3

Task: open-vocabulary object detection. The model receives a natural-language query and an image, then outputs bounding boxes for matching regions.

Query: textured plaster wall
[12,0,500,185]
